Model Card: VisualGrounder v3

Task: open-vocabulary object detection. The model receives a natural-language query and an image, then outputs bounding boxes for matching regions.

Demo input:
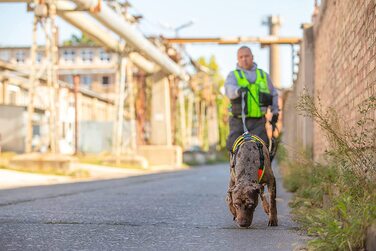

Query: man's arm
[225,71,240,99]
[266,73,279,114]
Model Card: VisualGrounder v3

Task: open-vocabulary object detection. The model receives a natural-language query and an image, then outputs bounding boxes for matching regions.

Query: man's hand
[271,113,279,130]
[237,87,248,96]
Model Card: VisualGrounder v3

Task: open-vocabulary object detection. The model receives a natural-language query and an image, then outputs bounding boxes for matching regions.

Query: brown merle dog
[226,138,278,228]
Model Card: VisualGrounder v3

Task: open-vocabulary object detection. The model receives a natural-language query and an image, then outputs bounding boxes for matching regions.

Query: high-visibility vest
[231,69,271,118]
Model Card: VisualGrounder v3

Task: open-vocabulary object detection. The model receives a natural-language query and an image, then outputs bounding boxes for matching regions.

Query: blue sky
[0,0,314,87]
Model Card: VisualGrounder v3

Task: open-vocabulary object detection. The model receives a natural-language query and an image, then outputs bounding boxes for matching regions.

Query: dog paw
[268,218,278,226]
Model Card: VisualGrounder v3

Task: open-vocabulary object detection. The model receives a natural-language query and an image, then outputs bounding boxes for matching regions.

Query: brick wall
[313,0,375,157]
[283,0,375,159]
[283,25,314,159]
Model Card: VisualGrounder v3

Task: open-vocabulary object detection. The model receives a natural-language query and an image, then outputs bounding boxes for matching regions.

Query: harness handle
[241,92,249,134]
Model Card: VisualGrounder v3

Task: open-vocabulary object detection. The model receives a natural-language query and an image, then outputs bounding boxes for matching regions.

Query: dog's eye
[234,203,241,208]
[247,204,255,209]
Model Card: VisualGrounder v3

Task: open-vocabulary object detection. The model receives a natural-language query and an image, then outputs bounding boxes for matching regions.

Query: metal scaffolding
[26,0,60,153]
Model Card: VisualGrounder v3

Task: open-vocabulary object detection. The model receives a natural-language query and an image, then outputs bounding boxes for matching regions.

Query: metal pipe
[71,0,189,81]
[161,36,301,45]
[55,1,160,74]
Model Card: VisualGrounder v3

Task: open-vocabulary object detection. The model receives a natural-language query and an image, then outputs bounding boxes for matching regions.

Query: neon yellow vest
[233,69,270,118]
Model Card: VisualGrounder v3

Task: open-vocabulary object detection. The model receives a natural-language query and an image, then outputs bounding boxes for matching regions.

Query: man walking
[225,46,279,154]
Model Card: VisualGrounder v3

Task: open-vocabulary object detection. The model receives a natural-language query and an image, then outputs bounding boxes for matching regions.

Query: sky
[0,0,314,87]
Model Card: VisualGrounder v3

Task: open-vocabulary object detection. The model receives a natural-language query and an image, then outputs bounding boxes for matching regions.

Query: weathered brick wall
[283,0,375,160]
[283,26,314,159]
[312,0,375,157]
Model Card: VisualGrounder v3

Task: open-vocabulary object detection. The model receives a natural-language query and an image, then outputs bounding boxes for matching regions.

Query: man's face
[237,48,254,70]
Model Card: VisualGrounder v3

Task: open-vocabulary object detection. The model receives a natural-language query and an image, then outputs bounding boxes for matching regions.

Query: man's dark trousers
[226,116,269,151]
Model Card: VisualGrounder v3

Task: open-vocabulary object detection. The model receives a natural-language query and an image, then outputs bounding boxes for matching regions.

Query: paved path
[0,163,307,250]
[0,164,186,189]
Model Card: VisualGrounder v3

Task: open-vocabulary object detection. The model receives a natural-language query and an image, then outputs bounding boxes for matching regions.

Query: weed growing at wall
[280,94,376,250]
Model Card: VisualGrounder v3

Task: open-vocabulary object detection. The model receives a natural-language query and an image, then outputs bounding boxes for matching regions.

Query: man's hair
[237,46,253,55]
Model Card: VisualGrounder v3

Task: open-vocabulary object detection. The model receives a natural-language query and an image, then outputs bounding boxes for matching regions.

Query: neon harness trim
[231,133,266,183]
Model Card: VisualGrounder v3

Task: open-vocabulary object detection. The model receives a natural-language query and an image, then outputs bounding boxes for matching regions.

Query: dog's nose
[238,221,251,228]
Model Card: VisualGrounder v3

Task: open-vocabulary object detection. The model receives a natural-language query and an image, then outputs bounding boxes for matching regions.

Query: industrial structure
[0,0,301,168]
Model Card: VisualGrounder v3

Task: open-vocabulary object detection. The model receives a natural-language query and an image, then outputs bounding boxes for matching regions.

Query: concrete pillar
[126,61,137,152]
[150,74,172,145]
[268,16,281,88]
[186,92,194,148]
[1,79,8,104]
[207,103,219,152]
[178,82,187,149]
[301,26,315,157]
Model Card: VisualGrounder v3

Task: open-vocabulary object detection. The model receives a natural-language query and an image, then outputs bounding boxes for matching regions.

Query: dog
[226,136,278,228]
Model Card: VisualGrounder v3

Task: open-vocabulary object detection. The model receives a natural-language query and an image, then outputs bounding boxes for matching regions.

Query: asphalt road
[0,163,307,251]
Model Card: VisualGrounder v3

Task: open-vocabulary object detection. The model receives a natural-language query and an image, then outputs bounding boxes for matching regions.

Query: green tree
[196,55,228,150]
[63,33,97,46]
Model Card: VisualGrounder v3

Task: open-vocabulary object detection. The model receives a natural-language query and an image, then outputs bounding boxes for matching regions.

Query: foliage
[296,94,375,178]
[196,55,228,150]
[280,94,376,250]
[63,33,97,46]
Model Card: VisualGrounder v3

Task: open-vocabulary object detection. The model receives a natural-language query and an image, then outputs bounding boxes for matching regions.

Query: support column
[207,102,219,152]
[178,81,187,149]
[186,92,194,148]
[126,61,137,152]
[113,56,126,163]
[1,78,8,104]
[26,14,38,153]
[150,75,172,145]
[267,16,281,88]
[73,75,80,155]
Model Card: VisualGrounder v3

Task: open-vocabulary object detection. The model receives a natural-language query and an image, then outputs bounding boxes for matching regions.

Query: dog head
[230,181,261,228]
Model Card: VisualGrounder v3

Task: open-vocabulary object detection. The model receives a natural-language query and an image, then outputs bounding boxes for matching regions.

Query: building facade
[0,45,120,154]
[0,45,118,98]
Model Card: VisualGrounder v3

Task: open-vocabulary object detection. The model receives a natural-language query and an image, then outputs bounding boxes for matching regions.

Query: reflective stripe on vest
[233,69,270,118]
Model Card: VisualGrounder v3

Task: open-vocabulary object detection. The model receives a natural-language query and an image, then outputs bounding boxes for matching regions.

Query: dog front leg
[267,177,278,226]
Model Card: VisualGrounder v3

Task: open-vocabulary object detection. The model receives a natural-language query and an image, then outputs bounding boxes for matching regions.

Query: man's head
[237,46,254,70]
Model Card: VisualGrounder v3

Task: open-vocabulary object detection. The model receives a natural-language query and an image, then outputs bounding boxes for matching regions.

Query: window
[82,75,92,87]
[0,50,10,61]
[15,50,25,63]
[32,125,40,136]
[99,49,111,62]
[102,76,109,85]
[65,75,73,84]
[63,49,75,62]
[81,49,93,62]
[36,52,43,63]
